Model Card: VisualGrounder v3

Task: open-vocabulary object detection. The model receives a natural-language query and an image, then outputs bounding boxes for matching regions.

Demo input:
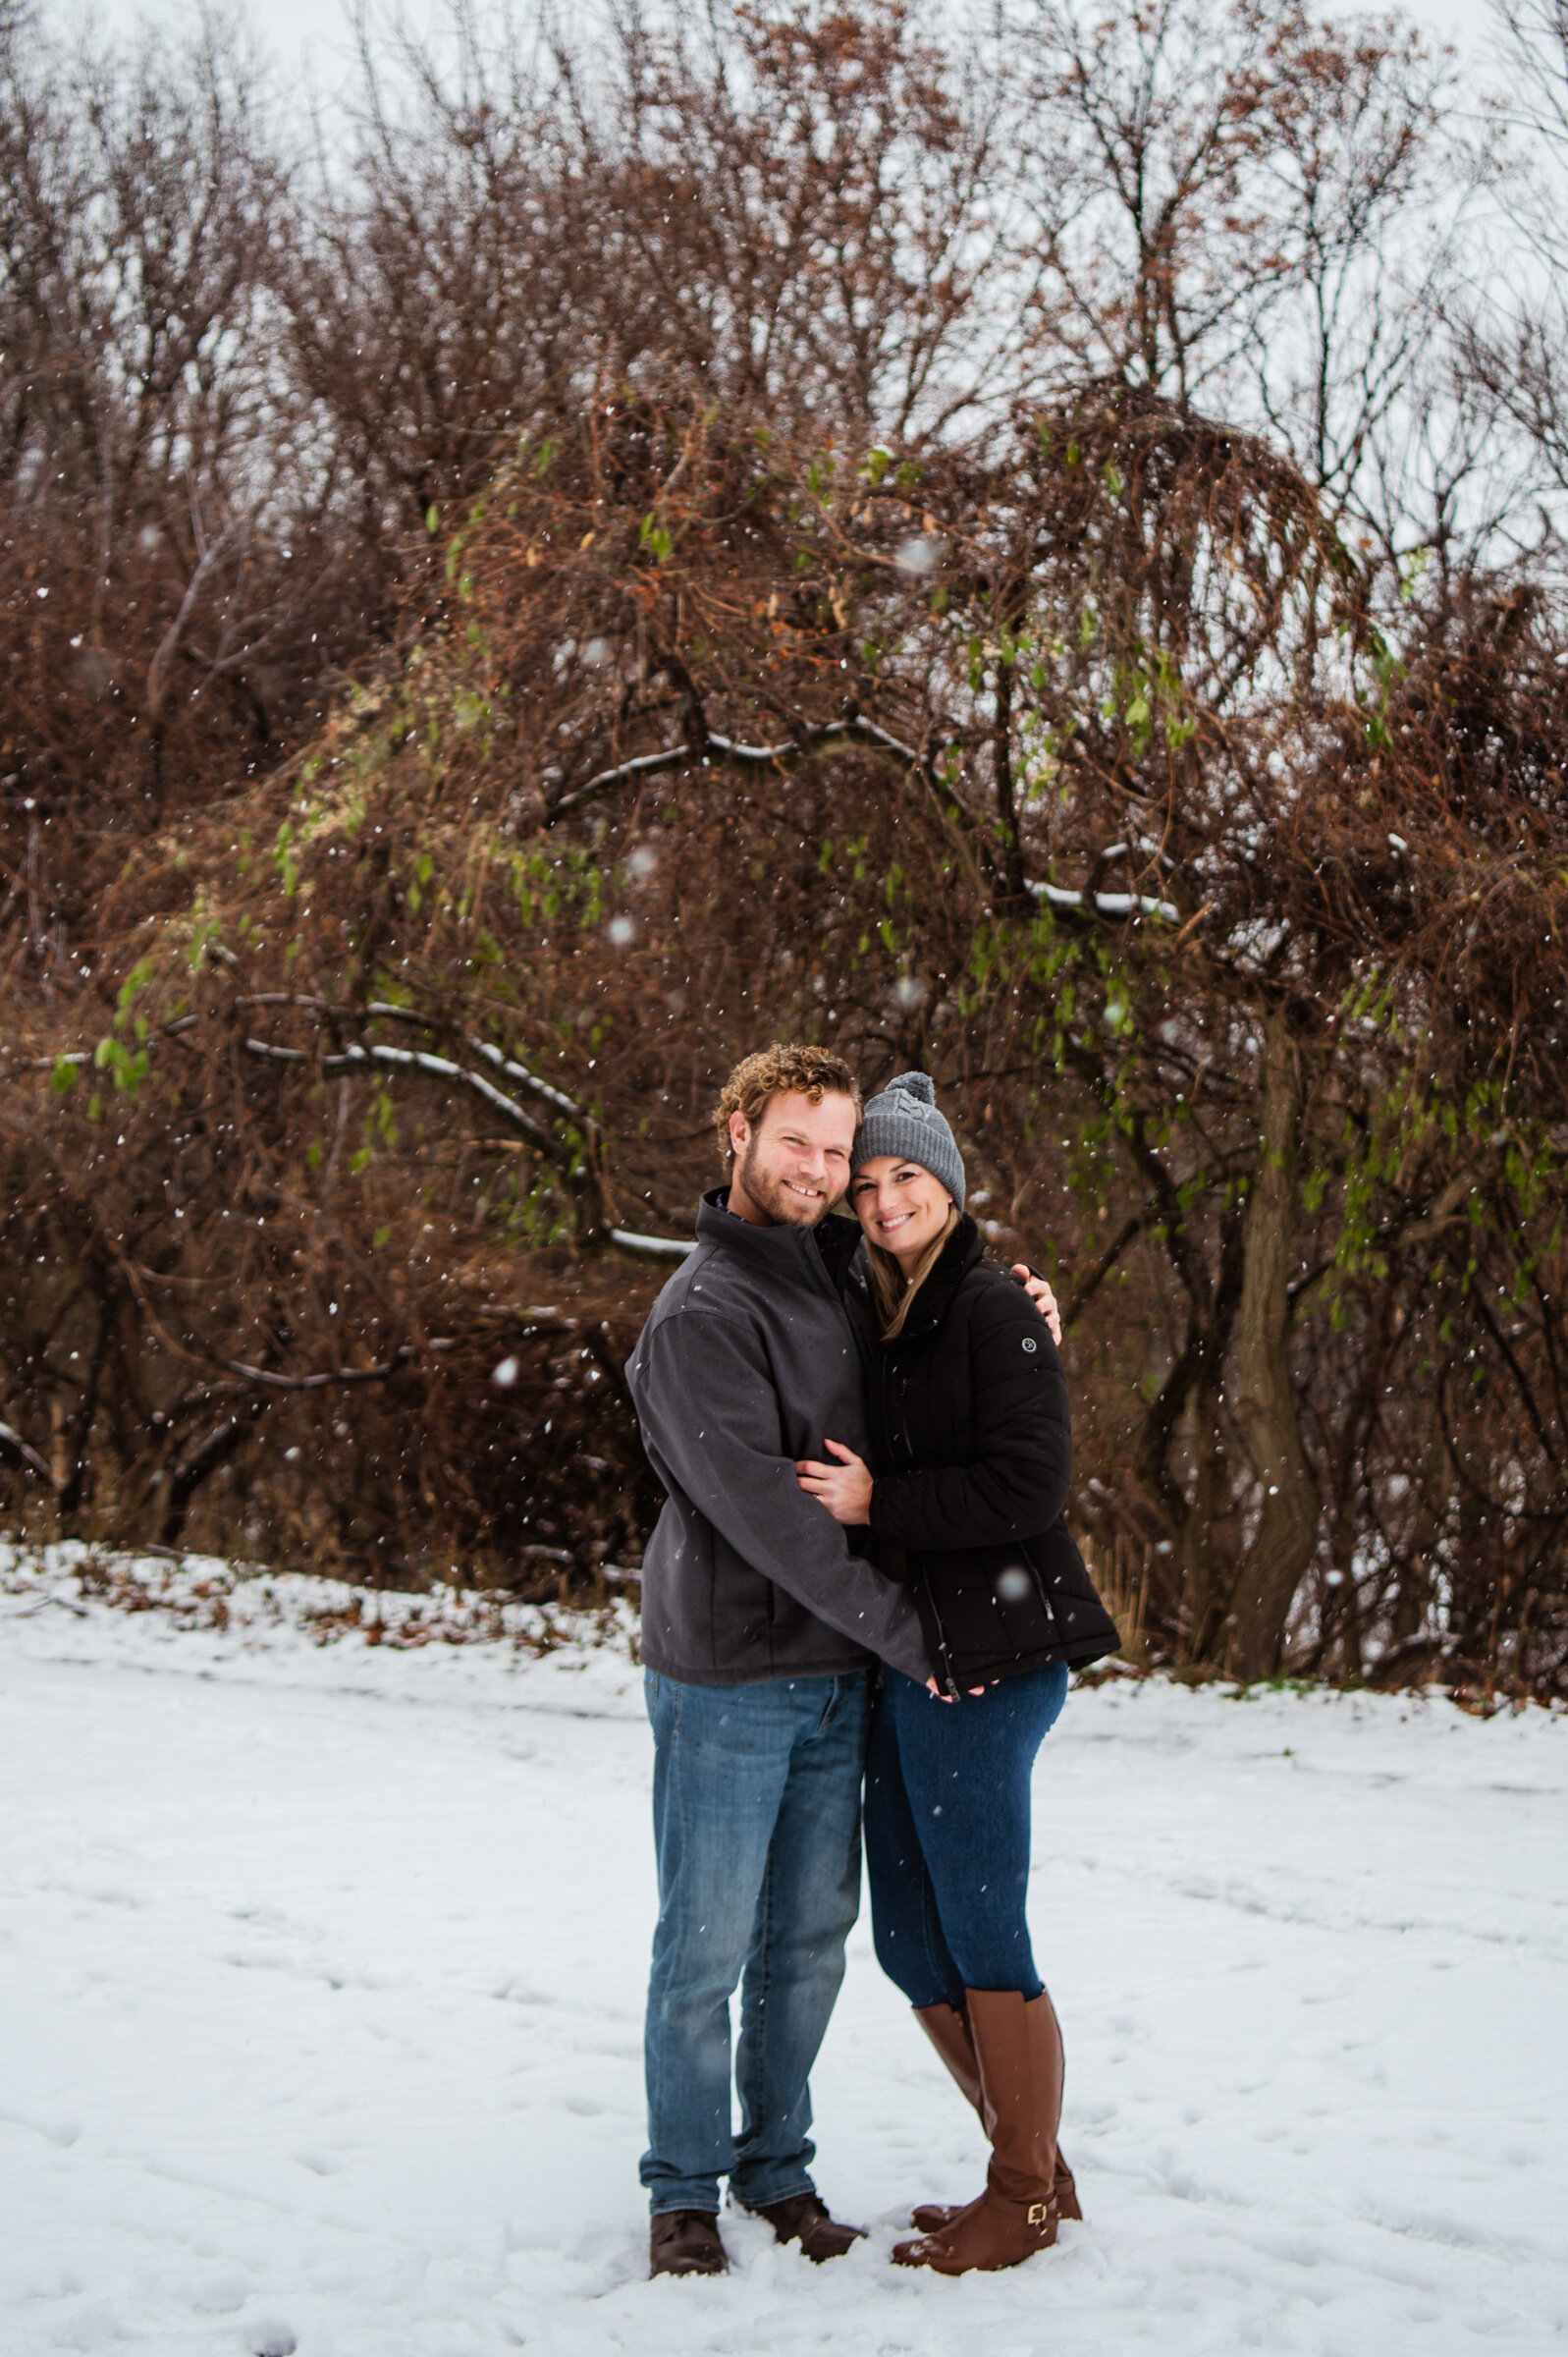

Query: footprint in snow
[248,2326,297,2357]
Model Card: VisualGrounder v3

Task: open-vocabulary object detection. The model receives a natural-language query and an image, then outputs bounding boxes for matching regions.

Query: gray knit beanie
[851,1071,965,1210]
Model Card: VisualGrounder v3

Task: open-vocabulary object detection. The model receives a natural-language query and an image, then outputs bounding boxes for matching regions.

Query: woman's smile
[851,1156,954,1270]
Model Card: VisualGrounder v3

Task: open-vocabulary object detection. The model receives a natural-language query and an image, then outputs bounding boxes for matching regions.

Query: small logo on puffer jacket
[1021,1337,1037,1353]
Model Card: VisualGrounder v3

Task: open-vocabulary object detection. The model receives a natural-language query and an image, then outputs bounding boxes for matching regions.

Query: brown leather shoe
[744,2191,866,2262]
[649,2210,727,2276]
[894,1987,1064,2275]
[909,2000,1082,2233]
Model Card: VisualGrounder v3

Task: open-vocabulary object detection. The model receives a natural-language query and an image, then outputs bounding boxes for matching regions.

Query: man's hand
[795,1438,875,1524]
[1012,1264,1062,1346]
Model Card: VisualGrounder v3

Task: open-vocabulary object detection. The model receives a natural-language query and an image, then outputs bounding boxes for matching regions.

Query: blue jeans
[864,1662,1069,2007]
[640,1669,870,2217]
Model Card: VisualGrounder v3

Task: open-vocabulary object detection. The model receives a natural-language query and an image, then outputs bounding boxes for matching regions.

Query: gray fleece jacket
[625,1188,931,1687]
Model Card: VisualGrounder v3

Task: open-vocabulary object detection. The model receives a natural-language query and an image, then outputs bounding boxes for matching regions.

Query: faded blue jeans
[640,1668,869,2218]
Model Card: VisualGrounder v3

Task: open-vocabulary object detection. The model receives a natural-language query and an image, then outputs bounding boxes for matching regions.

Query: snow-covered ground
[3,1550,1565,2357]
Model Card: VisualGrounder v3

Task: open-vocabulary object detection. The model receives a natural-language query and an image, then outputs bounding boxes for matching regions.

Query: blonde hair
[713,1042,861,1164]
[866,1202,960,1340]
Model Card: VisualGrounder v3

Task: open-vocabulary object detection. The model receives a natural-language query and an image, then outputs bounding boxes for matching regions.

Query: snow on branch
[220,1346,415,1392]
[240,1036,567,1160]
[544,725,1178,931]
[1027,879,1181,924]
[463,1036,586,1123]
[548,714,938,821]
[609,1229,696,1257]
[0,1420,52,1482]
[364,1004,589,1124]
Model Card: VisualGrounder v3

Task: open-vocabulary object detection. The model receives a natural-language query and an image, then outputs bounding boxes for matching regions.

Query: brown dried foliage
[2,0,1566,1691]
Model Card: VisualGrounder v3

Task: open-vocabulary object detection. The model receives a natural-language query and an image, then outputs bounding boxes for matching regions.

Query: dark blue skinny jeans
[863,1661,1069,2006]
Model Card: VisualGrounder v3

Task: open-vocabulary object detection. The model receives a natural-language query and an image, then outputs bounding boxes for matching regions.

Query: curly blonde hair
[713,1042,861,1164]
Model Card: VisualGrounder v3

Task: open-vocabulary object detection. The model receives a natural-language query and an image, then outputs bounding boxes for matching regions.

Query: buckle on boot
[1027,2202,1051,2228]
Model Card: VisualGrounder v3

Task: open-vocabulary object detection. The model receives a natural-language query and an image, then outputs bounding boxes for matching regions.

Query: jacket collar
[884,1213,985,1343]
[694,1186,860,1298]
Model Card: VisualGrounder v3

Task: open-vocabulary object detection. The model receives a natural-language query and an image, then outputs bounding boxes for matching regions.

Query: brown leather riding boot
[915,2000,983,2108]
[909,2000,1081,2233]
[894,1987,1064,2275]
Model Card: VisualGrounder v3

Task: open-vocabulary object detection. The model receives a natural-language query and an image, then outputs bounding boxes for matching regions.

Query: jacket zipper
[881,1343,959,1696]
[924,1580,960,1697]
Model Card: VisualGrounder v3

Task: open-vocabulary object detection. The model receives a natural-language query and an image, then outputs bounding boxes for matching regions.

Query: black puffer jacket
[850,1216,1120,1691]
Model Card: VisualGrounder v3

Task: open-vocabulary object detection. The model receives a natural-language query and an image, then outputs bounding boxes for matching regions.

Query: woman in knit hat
[795,1071,1118,2276]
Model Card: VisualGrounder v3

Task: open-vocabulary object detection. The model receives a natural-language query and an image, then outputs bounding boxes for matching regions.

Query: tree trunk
[1178,1368,1228,1662]
[1225,1011,1320,1677]
[1132,1192,1244,1666]
[992,654,1027,901]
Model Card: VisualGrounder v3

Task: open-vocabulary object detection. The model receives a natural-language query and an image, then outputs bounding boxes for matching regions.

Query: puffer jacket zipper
[923,1583,961,1698]
[881,1334,961,1696]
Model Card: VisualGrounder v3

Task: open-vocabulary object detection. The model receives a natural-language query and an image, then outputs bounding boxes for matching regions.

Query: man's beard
[732,1140,832,1227]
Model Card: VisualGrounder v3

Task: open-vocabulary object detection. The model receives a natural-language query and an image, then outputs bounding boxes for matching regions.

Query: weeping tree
[2,0,1563,1689]
[3,381,1562,1689]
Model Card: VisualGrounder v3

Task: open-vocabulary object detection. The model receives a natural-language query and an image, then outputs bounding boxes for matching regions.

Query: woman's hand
[926,1677,993,1701]
[794,1438,874,1525]
[1011,1264,1062,1346]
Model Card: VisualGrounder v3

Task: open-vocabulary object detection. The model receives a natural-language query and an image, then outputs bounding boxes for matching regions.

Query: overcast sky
[61,0,1496,94]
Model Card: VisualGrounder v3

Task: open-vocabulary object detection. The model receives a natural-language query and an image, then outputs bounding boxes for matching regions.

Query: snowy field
[3,1551,1565,2357]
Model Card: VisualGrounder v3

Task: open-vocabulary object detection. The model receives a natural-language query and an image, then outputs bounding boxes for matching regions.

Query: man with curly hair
[626,1042,1054,2277]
